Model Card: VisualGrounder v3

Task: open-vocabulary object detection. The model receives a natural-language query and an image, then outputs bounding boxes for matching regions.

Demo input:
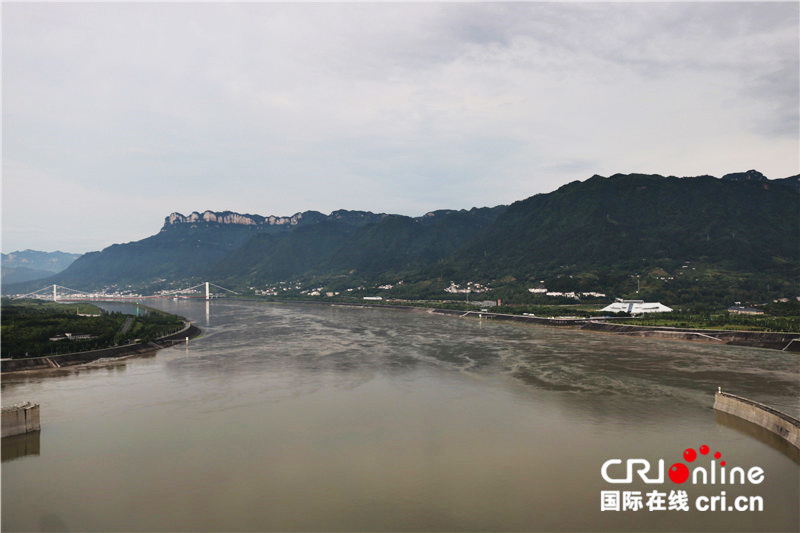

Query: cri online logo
[602,444,765,485]
[670,445,722,483]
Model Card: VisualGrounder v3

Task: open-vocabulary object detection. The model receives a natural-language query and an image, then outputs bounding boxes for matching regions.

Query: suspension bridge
[12,282,238,303]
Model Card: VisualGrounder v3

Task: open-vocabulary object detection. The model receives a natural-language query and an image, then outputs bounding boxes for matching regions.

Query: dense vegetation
[614,312,800,332]
[6,171,797,313]
[0,299,185,359]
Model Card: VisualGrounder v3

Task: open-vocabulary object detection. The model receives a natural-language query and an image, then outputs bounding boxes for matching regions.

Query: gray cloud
[746,58,800,138]
[2,2,798,253]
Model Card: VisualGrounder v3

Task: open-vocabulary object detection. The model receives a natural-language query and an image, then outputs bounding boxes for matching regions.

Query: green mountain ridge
[456,173,797,275]
[6,171,798,306]
[437,173,798,305]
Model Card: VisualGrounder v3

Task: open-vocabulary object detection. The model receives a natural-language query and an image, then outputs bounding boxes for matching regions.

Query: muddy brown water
[2,300,798,531]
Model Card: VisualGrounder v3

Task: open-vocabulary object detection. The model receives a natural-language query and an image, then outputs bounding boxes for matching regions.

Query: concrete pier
[1,402,41,438]
[713,390,800,450]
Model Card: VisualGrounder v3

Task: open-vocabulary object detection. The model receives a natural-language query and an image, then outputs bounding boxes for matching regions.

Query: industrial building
[601,299,672,314]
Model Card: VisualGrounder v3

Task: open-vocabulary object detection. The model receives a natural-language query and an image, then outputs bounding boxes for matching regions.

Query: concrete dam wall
[2,402,40,438]
[713,391,800,450]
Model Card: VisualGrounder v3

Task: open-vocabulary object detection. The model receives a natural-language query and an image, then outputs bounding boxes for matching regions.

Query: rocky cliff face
[163,209,386,230]
[165,210,305,228]
[721,170,768,183]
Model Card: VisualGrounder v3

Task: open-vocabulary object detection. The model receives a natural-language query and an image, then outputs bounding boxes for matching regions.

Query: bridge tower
[205,281,210,301]
[53,284,57,302]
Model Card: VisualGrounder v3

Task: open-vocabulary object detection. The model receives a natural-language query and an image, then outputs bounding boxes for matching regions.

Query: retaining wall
[430,308,588,326]
[713,391,800,450]
[582,322,800,351]
[1,402,40,438]
[431,309,800,350]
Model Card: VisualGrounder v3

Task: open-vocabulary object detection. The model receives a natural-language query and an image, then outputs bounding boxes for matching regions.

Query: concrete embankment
[431,309,799,351]
[1,402,40,438]
[580,322,800,351]
[713,391,800,450]
[430,308,586,326]
[0,323,201,373]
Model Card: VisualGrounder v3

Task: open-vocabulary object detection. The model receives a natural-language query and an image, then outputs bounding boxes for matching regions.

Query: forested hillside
[7,171,797,307]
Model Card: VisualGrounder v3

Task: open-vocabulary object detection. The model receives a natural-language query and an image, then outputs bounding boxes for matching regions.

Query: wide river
[2,300,798,532]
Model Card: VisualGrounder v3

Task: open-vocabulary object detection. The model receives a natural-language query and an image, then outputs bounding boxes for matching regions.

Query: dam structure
[713,389,800,450]
[1,402,40,438]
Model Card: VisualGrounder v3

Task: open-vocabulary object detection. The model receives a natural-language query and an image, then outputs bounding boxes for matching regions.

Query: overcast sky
[3,2,798,254]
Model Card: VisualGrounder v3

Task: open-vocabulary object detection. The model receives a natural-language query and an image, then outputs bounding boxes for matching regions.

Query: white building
[601,299,672,314]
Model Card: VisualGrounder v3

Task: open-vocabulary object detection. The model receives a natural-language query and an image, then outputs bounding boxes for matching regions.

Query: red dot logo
[714,451,721,459]
[699,445,710,455]
[683,448,697,462]
[668,463,690,484]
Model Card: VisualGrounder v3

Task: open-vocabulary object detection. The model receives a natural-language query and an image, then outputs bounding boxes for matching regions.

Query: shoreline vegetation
[0,299,200,372]
[0,322,201,373]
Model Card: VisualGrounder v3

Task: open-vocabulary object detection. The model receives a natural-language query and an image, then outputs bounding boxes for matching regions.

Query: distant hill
[438,172,798,305]
[22,210,392,292]
[721,169,800,193]
[1,250,81,284]
[775,174,800,193]
[453,172,797,277]
[6,171,798,306]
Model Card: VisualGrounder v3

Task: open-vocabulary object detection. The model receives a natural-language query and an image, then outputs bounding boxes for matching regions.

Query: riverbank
[579,321,799,351]
[262,299,800,352]
[0,322,201,373]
